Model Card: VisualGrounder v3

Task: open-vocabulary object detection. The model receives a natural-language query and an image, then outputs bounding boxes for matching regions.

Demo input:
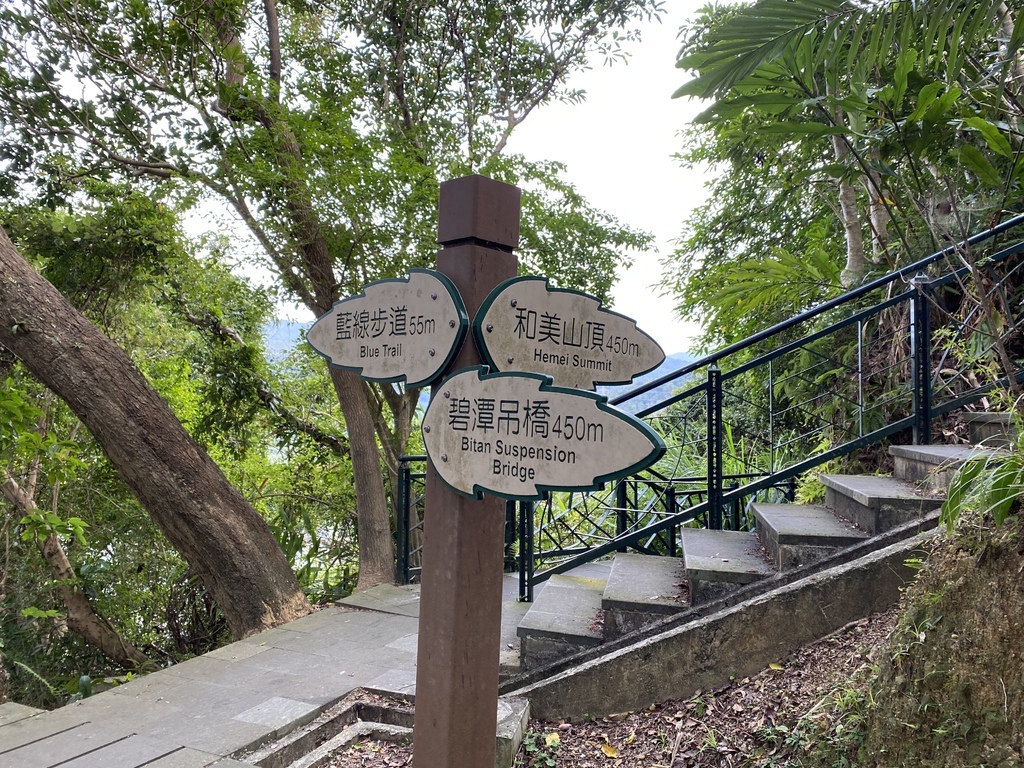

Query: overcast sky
[506,2,711,356]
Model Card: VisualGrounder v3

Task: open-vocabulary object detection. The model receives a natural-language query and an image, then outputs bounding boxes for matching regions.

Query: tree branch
[174,303,349,457]
[264,0,282,100]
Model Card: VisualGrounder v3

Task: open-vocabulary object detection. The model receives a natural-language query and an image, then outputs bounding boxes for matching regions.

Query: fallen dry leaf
[320,608,901,768]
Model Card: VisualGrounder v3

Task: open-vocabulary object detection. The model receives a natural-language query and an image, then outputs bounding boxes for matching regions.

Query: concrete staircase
[514,443,991,672]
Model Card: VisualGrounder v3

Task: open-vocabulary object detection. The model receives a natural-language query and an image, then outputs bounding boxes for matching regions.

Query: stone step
[752,502,869,571]
[516,573,606,672]
[964,411,1019,448]
[820,473,943,534]
[890,444,1005,494]
[601,553,688,640]
[679,528,774,605]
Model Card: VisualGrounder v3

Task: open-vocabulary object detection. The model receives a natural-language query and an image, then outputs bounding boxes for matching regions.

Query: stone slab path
[0,575,533,768]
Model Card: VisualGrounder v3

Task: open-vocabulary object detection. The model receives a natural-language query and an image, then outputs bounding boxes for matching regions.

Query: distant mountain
[597,352,697,414]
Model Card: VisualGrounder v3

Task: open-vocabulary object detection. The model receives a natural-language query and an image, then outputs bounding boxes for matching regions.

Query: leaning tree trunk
[0,225,310,639]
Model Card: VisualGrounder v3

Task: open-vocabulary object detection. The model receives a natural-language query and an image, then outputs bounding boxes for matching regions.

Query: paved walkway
[0,576,535,768]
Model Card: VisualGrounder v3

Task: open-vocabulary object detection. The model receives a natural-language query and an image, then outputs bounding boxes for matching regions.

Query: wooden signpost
[473,276,665,390]
[411,176,520,768]
[309,175,666,767]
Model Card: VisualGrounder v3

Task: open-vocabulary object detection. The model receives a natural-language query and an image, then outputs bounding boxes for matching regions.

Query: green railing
[397,214,1024,597]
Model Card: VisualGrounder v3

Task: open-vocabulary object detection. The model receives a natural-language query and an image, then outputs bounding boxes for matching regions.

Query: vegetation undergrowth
[785,511,1024,767]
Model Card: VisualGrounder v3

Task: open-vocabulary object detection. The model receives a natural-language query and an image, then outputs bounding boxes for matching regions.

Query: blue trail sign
[308,269,467,388]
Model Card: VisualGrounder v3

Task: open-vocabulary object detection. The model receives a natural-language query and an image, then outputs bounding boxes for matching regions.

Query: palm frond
[674,0,852,100]
[675,0,1010,104]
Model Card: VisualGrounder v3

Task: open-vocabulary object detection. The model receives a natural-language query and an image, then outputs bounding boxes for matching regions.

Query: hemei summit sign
[474,277,665,391]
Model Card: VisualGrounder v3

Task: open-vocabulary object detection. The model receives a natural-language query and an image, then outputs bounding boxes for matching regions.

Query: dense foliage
[668,0,1024,351]
[0,191,355,706]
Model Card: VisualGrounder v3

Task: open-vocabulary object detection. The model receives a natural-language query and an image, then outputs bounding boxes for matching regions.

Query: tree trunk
[329,370,396,589]
[0,226,311,639]
[832,132,866,287]
[863,158,892,267]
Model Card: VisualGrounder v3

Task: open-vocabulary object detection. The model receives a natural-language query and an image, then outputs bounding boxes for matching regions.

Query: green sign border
[423,365,667,502]
[308,269,468,389]
[471,275,665,388]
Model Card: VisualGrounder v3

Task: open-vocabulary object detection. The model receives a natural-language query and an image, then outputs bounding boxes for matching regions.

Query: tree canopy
[667,0,1023,349]
[0,0,664,595]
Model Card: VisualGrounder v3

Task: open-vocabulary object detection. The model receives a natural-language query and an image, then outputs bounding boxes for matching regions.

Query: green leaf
[755,122,846,136]
[985,461,1023,526]
[923,85,962,123]
[891,48,917,109]
[1009,5,1024,60]
[958,145,1003,187]
[21,606,62,620]
[906,82,944,122]
[941,459,985,530]
[962,117,1013,159]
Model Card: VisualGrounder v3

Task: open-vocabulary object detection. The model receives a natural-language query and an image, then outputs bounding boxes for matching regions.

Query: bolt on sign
[473,276,665,390]
[421,366,666,501]
[307,270,468,388]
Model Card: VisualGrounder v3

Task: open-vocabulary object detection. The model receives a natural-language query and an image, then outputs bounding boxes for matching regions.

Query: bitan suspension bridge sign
[420,366,664,501]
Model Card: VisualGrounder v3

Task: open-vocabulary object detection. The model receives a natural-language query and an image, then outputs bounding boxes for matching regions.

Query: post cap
[438,175,521,249]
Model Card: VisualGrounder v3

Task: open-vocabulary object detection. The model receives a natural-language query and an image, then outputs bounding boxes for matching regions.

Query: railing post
[665,485,677,557]
[518,500,534,602]
[396,461,410,584]
[910,273,933,445]
[707,365,724,530]
[728,482,740,531]
[616,479,629,549]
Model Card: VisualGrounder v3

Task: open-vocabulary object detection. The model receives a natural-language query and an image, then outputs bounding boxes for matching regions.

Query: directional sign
[422,366,665,501]
[308,269,467,388]
[472,277,665,390]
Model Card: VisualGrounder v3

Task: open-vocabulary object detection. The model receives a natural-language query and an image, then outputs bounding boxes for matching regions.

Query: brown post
[412,176,520,767]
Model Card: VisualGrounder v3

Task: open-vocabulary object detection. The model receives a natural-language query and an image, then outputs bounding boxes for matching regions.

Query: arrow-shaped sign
[308,269,467,388]
[422,366,666,501]
[473,277,665,390]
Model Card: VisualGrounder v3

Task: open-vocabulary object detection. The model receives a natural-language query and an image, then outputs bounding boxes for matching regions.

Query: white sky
[506,2,711,355]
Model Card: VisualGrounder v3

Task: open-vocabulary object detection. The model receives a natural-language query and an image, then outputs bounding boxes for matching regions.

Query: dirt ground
[323,606,899,767]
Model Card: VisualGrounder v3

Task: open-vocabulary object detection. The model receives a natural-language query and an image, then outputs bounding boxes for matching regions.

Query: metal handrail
[614,213,1024,415]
